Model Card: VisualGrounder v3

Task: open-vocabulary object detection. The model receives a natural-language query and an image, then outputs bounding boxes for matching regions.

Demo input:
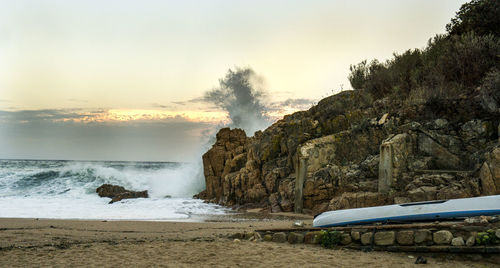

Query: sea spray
[198,67,272,136]
[0,159,226,220]
[182,67,274,201]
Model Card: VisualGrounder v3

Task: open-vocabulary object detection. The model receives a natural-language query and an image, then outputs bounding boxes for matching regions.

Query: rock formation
[198,89,500,214]
[96,184,149,204]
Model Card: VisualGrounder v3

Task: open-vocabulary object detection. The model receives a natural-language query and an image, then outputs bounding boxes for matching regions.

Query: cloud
[0,107,230,127]
[0,109,88,123]
[171,101,188,106]
[0,108,217,161]
[151,103,171,109]
[0,113,212,162]
[270,98,314,110]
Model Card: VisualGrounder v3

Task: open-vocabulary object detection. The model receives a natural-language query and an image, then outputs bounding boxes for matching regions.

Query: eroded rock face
[197,89,500,213]
[479,146,500,194]
[96,184,148,204]
[201,128,249,204]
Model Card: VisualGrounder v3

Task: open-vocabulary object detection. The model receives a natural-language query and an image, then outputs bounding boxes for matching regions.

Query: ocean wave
[0,160,205,198]
[0,159,222,220]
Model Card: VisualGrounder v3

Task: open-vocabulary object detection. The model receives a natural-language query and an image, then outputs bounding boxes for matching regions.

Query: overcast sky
[0,0,467,161]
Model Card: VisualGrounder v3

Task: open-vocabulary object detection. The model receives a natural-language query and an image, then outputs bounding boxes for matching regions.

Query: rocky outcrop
[479,146,500,194]
[96,184,149,204]
[197,89,500,213]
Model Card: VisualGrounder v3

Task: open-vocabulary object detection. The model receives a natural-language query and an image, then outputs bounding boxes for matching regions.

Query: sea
[0,159,228,221]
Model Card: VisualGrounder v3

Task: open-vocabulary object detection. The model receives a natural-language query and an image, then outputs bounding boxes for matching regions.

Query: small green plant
[319,230,342,248]
[476,229,500,245]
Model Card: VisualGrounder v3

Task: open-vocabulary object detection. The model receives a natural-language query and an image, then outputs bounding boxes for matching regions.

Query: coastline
[1,217,498,267]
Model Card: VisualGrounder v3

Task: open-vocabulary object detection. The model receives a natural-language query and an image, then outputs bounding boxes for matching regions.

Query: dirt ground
[0,218,498,267]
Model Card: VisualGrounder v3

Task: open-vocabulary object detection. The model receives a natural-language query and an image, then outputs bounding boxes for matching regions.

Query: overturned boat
[313,195,500,228]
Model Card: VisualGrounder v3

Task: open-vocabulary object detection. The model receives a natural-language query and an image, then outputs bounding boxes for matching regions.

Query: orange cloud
[56,109,229,124]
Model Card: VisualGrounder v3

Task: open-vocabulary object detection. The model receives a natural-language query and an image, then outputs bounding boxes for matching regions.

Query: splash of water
[202,67,271,135]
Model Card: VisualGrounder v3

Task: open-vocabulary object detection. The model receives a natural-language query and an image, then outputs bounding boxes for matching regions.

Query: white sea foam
[0,196,226,220]
[0,160,227,220]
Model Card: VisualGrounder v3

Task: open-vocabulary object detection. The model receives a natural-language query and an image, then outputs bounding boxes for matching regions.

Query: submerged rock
[96,184,126,198]
[96,184,149,204]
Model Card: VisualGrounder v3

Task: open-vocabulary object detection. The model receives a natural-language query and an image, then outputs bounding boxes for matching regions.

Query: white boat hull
[313,195,500,228]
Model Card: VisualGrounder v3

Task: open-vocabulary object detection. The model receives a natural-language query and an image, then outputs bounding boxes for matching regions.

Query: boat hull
[313,195,500,228]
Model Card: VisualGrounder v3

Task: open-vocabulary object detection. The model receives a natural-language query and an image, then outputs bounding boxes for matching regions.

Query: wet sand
[0,217,498,267]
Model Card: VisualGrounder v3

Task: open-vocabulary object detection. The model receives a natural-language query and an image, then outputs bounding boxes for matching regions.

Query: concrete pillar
[294,157,307,213]
[378,142,393,193]
[378,133,412,193]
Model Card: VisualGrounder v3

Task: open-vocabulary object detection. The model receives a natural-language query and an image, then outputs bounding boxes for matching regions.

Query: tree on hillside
[446,0,500,37]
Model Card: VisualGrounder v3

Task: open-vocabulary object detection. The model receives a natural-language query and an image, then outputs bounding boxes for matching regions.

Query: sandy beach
[0,217,498,268]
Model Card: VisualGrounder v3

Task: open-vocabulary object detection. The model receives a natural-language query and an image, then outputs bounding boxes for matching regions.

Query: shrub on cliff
[348,60,368,90]
[422,33,500,90]
[348,0,500,100]
[446,0,500,37]
[349,27,499,101]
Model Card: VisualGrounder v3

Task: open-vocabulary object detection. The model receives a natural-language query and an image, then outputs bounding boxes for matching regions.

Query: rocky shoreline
[197,90,500,214]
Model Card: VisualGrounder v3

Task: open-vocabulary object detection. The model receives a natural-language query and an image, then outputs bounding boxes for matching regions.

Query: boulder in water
[110,190,148,204]
[96,184,149,204]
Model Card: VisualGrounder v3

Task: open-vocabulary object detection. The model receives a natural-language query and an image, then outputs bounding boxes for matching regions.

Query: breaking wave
[0,159,226,220]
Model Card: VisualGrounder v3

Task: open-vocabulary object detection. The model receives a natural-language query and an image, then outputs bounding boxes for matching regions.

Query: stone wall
[231,219,500,253]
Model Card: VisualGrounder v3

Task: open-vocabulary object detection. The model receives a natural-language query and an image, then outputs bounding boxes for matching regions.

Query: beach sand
[0,217,498,267]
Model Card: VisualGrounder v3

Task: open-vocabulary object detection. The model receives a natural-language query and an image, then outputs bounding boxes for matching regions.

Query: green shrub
[348,60,369,90]
[476,230,500,245]
[386,49,423,95]
[348,33,499,100]
[446,0,500,37]
[423,33,500,89]
[347,0,500,101]
[319,230,342,248]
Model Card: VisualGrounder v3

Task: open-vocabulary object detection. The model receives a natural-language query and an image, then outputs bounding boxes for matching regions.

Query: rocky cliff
[196,89,500,214]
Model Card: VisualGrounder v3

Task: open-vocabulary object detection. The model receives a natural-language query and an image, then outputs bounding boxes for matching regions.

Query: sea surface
[0,159,228,220]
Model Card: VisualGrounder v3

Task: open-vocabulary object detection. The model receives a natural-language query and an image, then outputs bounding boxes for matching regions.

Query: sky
[0,0,467,161]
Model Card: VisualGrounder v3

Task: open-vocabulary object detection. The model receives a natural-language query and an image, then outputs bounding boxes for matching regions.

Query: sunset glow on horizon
[0,0,468,161]
[56,109,230,124]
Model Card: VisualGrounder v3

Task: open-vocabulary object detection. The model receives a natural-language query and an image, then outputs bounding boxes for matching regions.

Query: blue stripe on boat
[315,209,500,228]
